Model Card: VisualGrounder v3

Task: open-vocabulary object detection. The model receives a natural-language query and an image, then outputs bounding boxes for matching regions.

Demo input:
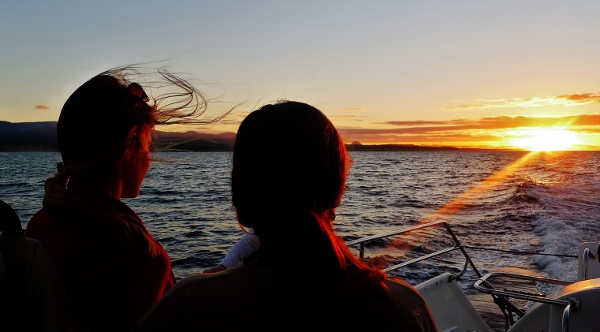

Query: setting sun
[512,128,580,151]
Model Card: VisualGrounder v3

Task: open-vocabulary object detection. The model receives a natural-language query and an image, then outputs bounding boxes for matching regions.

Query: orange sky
[171,93,600,151]
[335,112,600,150]
[3,2,600,151]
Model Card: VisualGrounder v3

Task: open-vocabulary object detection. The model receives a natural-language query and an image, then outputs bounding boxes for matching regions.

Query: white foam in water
[532,216,580,281]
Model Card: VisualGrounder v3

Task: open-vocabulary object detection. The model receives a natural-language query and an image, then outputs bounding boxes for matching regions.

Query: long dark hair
[231,101,386,286]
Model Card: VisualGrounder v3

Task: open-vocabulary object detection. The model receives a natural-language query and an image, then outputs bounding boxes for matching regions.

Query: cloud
[447,93,600,111]
[215,119,242,125]
[329,114,368,122]
[363,114,600,133]
[337,114,600,146]
[35,105,50,110]
[332,107,368,112]
[378,120,462,126]
[556,93,600,103]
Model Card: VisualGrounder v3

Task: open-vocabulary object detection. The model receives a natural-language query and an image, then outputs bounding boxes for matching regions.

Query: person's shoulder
[28,207,52,223]
[25,208,54,237]
[166,263,286,308]
[385,276,427,304]
[385,275,419,290]
[170,271,217,290]
[169,264,249,292]
[384,277,439,332]
[134,265,270,331]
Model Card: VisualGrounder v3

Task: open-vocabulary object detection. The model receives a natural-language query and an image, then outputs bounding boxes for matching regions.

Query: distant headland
[344,143,517,152]
[0,121,520,152]
[0,121,237,152]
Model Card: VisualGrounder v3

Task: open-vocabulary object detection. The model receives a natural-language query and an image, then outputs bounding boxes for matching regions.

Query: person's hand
[203,264,227,273]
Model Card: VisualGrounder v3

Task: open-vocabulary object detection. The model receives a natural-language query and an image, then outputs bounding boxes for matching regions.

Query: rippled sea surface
[2,151,599,286]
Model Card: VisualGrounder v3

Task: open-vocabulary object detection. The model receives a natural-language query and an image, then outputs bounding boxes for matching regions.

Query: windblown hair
[232,101,386,286]
[57,66,228,178]
[44,66,229,256]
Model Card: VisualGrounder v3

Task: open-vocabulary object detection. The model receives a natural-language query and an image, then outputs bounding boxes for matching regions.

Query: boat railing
[347,221,595,332]
[346,220,485,281]
[474,272,573,307]
[578,242,600,281]
[582,247,594,280]
[474,272,584,332]
[346,220,549,329]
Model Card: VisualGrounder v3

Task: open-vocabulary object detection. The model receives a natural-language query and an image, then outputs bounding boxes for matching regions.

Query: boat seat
[508,278,600,332]
[416,272,492,332]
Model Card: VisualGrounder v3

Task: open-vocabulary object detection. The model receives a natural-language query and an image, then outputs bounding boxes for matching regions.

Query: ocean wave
[2,151,598,283]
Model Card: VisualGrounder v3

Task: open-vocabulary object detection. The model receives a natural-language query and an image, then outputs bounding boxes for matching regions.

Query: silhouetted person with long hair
[25,66,226,332]
[134,101,437,331]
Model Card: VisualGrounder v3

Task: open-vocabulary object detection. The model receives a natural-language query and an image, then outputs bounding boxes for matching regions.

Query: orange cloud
[218,119,243,125]
[329,114,368,122]
[35,105,50,110]
[337,114,600,147]
[375,120,450,126]
[556,93,600,103]
[333,107,368,112]
[378,114,600,131]
[447,93,600,111]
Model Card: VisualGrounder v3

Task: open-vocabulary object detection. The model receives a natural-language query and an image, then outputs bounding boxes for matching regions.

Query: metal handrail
[346,220,485,280]
[582,247,596,280]
[346,219,527,326]
[346,220,586,331]
[383,246,459,273]
[474,272,572,306]
[475,271,580,331]
[562,302,571,332]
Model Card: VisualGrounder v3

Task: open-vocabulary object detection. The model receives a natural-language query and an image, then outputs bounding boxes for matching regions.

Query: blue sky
[2,1,600,148]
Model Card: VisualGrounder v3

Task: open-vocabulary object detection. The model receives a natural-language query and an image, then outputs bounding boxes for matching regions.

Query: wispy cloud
[447,93,600,111]
[332,107,368,112]
[218,119,243,125]
[379,114,600,132]
[35,105,50,110]
[328,114,368,123]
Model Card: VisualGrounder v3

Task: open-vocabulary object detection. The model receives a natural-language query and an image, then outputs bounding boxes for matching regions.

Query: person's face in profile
[121,128,152,198]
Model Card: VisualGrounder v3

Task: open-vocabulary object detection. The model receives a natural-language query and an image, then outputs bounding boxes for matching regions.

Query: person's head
[231,101,350,247]
[57,73,155,197]
[0,200,23,237]
[235,101,389,295]
[55,66,221,198]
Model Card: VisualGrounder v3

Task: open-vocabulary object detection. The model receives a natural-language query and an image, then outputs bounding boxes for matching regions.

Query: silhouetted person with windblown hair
[134,101,438,331]
[25,66,219,332]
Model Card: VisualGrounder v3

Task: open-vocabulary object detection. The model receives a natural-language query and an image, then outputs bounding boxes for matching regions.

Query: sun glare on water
[512,128,580,151]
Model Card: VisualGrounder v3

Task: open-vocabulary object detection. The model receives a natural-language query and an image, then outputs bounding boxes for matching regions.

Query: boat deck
[347,220,581,332]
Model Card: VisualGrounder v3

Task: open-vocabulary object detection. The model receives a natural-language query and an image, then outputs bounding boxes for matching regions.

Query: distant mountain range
[0,121,237,152]
[0,121,514,152]
[0,121,59,152]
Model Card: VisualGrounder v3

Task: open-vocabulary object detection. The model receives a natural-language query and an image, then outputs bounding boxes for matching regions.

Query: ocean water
[1,151,599,287]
